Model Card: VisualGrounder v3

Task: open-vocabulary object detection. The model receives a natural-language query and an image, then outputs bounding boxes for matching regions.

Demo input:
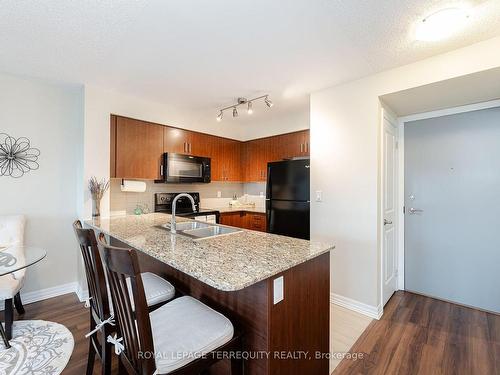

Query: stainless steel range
[154,192,220,223]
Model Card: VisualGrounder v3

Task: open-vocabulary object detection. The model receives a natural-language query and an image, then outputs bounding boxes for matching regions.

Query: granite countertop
[85,213,333,292]
[205,206,266,214]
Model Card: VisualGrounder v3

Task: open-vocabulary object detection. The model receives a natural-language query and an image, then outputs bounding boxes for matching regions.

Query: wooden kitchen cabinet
[112,116,164,180]
[111,115,308,182]
[241,130,310,182]
[220,211,267,232]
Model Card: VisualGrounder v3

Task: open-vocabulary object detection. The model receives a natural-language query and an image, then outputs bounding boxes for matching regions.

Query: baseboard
[75,282,89,303]
[331,292,383,320]
[0,282,78,311]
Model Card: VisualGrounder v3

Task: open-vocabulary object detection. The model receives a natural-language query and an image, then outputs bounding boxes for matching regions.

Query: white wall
[310,35,500,311]
[0,73,83,294]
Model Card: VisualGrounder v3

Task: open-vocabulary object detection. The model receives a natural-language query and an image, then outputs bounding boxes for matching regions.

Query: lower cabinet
[219,211,267,232]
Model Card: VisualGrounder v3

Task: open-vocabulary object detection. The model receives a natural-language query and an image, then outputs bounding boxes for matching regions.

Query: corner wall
[310,35,500,312]
[0,73,83,294]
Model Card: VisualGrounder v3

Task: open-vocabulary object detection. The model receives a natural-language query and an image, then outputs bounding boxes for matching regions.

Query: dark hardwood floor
[335,291,500,375]
[2,291,500,375]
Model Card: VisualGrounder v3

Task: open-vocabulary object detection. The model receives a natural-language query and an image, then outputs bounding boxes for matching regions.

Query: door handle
[409,208,424,214]
[384,219,392,226]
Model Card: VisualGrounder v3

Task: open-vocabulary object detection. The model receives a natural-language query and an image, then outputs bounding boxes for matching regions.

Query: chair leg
[230,354,243,375]
[4,299,13,340]
[86,337,96,375]
[14,292,25,315]
[102,332,112,375]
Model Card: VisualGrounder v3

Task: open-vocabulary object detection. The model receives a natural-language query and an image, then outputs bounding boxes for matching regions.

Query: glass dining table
[0,246,46,349]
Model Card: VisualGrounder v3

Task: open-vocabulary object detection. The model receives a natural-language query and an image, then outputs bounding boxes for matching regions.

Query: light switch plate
[273,276,284,304]
[315,190,323,202]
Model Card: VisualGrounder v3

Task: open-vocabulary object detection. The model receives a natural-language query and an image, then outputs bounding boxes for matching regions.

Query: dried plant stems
[88,176,109,200]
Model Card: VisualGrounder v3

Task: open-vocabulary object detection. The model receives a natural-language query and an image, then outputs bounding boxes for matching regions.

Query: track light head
[247,101,253,115]
[265,96,273,108]
[233,107,238,117]
[216,111,223,122]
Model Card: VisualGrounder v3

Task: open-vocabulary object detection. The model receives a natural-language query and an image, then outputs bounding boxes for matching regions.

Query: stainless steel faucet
[171,193,196,234]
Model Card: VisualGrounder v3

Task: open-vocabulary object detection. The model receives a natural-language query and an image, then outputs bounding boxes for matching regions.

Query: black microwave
[156,153,211,183]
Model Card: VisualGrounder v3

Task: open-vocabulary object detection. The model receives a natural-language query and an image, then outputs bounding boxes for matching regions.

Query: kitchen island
[85,213,333,375]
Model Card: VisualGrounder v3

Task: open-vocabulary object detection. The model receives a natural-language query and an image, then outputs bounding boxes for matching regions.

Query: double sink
[161,221,242,240]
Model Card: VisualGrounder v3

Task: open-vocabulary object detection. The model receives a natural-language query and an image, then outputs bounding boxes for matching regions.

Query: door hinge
[403,206,406,214]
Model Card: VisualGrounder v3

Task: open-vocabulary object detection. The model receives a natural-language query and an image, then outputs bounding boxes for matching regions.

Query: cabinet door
[247,213,267,232]
[225,139,242,181]
[164,127,189,154]
[220,212,245,227]
[115,117,164,180]
[190,132,214,157]
[243,139,267,182]
[301,129,310,156]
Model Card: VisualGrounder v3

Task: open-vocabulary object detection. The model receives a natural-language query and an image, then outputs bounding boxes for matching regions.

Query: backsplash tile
[110,179,255,215]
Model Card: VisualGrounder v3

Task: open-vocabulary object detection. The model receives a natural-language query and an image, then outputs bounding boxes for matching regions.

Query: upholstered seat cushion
[0,274,22,300]
[150,296,234,374]
[109,272,175,313]
[0,215,26,300]
[135,272,176,307]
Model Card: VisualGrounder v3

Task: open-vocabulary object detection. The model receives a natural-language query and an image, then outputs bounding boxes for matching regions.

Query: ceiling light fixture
[415,7,469,42]
[216,95,273,121]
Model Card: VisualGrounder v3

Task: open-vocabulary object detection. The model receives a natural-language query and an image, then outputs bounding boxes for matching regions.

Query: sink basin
[161,221,210,231]
[182,225,242,239]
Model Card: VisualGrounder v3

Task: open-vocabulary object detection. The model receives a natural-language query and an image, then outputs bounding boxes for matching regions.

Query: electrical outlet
[259,191,264,197]
[217,191,222,198]
[315,190,322,202]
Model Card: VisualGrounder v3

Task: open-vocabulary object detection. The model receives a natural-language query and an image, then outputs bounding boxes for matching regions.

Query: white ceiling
[2,0,500,122]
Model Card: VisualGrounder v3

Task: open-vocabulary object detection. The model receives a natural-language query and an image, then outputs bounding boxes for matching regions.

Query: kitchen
[82,105,330,374]
[4,2,500,375]
[109,114,311,239]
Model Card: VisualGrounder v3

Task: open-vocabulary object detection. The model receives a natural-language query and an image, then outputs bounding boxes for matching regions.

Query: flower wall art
[0,133,40,178]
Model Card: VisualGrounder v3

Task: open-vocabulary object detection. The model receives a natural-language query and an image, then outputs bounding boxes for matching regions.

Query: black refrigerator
[266,158,310,240]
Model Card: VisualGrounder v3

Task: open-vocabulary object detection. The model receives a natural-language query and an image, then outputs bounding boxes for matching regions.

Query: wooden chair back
[97,233,156,375]
[73,220,110,321]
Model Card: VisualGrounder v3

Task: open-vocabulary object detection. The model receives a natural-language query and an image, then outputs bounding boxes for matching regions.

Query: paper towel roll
[120,180,147,193]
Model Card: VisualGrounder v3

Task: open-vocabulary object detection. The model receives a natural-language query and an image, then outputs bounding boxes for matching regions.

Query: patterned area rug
[0,320,74,375]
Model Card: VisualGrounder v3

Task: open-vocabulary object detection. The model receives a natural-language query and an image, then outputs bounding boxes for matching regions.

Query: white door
[382,114,398,306]
[405,107,500,313]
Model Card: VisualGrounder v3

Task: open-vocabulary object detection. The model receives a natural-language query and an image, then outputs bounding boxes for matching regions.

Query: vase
[92,195,102,218]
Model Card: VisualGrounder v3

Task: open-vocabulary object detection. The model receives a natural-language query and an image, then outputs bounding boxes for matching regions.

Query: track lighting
[265,96,273,108]
[216,95,273,121]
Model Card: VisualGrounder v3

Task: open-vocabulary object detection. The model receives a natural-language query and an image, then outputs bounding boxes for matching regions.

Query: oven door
[162,153,211,183]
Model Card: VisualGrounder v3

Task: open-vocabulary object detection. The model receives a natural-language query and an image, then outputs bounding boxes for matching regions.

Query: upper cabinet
[241,130,310,182]
[111,115,309,182]
[111,116,164,180]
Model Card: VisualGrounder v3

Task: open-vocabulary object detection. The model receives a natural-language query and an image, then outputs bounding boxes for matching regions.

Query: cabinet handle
[300,143,304,153]
[160,165,164,176]
[305,142,309,153]
[183,142,186,153]
[189,143,192,154]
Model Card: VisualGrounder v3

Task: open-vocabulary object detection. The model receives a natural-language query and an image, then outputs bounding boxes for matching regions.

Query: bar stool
[73,220,176,375]
[96,233,243,375]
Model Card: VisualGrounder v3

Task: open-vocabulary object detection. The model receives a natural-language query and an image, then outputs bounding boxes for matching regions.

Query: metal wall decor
[0,133,40,178]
